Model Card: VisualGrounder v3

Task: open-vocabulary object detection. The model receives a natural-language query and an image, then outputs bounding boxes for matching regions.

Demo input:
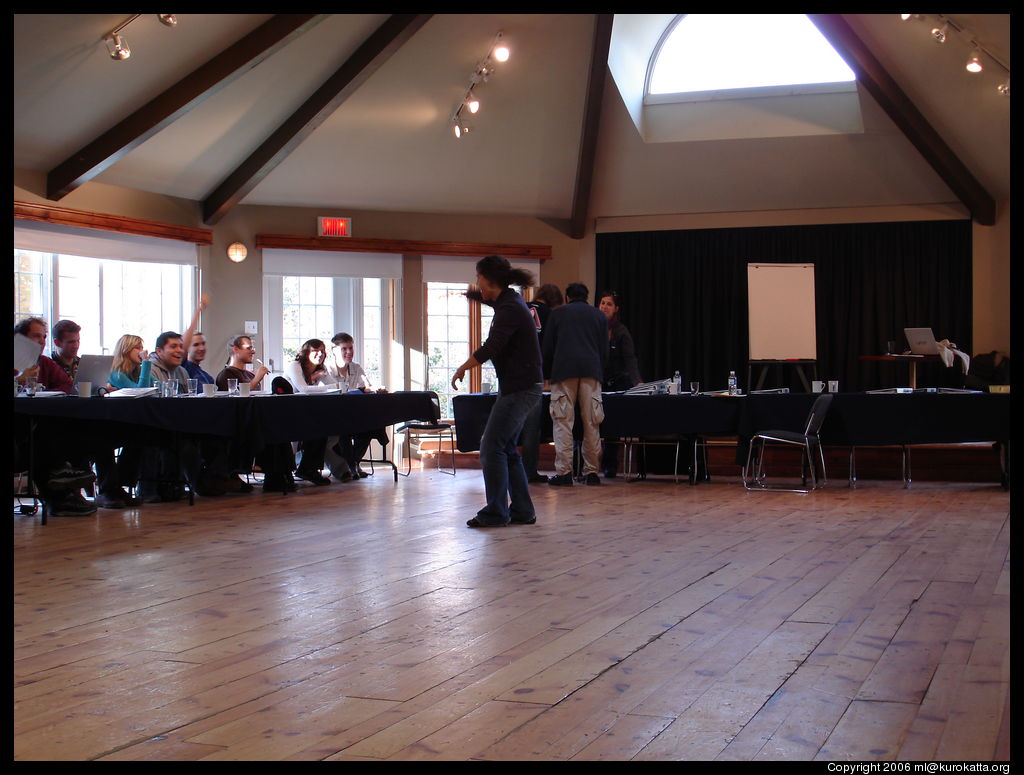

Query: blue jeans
[476,384,542,525]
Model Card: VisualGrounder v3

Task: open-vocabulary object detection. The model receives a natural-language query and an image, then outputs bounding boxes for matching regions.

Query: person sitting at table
[14,316,95,516]
[217,334,270,392]
[51,319,82,383]
[181,294,216,386]
[132,331,211,500]
[14,316,73,394]
[599,290,642,478]
[217,335,301,492]
[324,332,388,480]
[282,339,331,486]
[109,334,154,389]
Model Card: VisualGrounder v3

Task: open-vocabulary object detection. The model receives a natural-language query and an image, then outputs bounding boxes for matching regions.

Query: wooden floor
[13,469,1011,761]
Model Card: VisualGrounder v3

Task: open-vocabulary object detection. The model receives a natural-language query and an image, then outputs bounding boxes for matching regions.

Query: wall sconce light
[227,242,248,263]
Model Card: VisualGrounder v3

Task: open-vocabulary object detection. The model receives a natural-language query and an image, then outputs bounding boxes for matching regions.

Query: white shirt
[285,359,330,393]
[325,357,371,390]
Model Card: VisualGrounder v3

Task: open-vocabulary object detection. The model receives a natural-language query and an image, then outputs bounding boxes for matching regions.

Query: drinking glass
[690,381,700,396]
[187,379,198,396]
[227,378,238,396]
[163,379,178,397]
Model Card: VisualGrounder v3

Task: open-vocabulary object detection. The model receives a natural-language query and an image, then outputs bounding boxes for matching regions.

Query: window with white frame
[13,229,197,356]
[262,249,401,389]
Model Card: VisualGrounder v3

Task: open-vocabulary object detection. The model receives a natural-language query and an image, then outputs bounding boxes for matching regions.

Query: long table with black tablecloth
[14,390,438,460]
[452,391,1010,485]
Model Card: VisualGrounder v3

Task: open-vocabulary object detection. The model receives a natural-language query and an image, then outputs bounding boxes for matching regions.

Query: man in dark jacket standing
[542,283,608,487]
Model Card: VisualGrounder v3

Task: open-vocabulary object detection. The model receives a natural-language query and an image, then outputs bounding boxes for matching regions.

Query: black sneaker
[527,473,549,484]
[296,469,331,486]
[548,473,573,487]
[47,462,97,491]
[49,492,98,517]
[94,491,127,509]
[584,473,601,486]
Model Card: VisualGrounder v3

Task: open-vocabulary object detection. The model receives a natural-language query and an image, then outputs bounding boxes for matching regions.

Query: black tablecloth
[453,392,1010,455]
[14,391,437,453]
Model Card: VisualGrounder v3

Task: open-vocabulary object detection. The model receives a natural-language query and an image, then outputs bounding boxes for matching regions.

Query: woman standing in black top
[452,255,543,528]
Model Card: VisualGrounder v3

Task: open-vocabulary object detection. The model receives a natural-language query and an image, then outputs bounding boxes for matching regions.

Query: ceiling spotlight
[158,14,178,27]
[965,48,983,73]
[105,33,131,60]
[492,33,510,63]
[453,119,471,139]
[931,22,948,43]
[899,14,916,21]
[466,92,480,114]
[997,75,1010,97]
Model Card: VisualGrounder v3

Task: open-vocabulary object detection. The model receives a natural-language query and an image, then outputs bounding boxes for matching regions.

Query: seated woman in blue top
[108,334,154,389]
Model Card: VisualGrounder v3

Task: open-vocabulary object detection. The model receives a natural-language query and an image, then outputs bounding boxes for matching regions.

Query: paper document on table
[13,333,42,372]
[104,387,159,398]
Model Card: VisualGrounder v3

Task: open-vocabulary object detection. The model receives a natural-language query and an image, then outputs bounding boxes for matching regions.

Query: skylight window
[648,14,855,96]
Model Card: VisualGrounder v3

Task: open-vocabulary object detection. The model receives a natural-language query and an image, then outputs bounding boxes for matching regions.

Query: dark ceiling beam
[202,13,433,225]
[46,14,326,202]
[809,13,996,226]
[568,13,614,240]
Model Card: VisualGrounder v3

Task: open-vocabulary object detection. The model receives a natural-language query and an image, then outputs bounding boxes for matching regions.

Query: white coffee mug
[202,382,217,397]
[77,381,92,397]
[812,380,824,393]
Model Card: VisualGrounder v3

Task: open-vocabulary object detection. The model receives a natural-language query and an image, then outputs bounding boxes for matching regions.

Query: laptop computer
[904,327,940,355]
[74,354,114,394]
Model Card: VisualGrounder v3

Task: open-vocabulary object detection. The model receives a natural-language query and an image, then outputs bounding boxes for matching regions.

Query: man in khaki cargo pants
[541,283,608,487]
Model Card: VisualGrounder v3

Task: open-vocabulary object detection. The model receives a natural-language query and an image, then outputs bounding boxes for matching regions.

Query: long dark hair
[534,283,564,308]
[295,338,327,384]
[476,254,535,289]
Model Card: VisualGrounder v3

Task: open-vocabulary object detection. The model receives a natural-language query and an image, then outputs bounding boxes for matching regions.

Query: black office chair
[394,392,456,476]
[742,392,834,492]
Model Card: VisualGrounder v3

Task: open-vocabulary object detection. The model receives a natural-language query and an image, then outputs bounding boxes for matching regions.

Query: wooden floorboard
[13,470,1010,761]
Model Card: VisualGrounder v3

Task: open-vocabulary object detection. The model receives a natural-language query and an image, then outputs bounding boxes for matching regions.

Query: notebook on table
[904,327,940,355]
[74,354,114,393]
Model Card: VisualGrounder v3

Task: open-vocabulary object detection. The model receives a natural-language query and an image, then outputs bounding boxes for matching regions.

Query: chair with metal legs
[742,393,834,492]
[395,392,456,476]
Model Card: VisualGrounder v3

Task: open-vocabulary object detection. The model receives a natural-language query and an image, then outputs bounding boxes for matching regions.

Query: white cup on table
[239,382,250,397]
[77,381,92,398]
[828,380,839,393]
[812,380,824,393]
[202,382,217,397]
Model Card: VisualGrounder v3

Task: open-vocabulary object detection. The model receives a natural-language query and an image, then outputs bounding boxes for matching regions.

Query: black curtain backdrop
[595,220,972,393]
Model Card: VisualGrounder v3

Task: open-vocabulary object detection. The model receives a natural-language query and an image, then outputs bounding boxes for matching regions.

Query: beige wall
[15,171,1010,377]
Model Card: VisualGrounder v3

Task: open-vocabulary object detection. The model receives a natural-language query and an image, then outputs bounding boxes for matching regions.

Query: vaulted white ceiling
[13,14,1010,229]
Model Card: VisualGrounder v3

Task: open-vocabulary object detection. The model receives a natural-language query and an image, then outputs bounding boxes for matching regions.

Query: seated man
[182,294,216,386]
[14,317,95,516]
[182,331,216,386]
[325,332,387,480]
[15,316,73,394]
[51,319,82,384]
[216,335,297,492]
[136,331,206,501]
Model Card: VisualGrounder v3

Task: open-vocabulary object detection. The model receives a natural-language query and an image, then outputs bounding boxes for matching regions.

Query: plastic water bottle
[673,370,682,393]
[728,370,738,396]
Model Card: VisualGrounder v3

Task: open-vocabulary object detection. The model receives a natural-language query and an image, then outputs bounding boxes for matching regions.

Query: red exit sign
[318,217,352,237]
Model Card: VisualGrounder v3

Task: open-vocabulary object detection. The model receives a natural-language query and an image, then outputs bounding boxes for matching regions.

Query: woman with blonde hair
[109,334,154,389]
